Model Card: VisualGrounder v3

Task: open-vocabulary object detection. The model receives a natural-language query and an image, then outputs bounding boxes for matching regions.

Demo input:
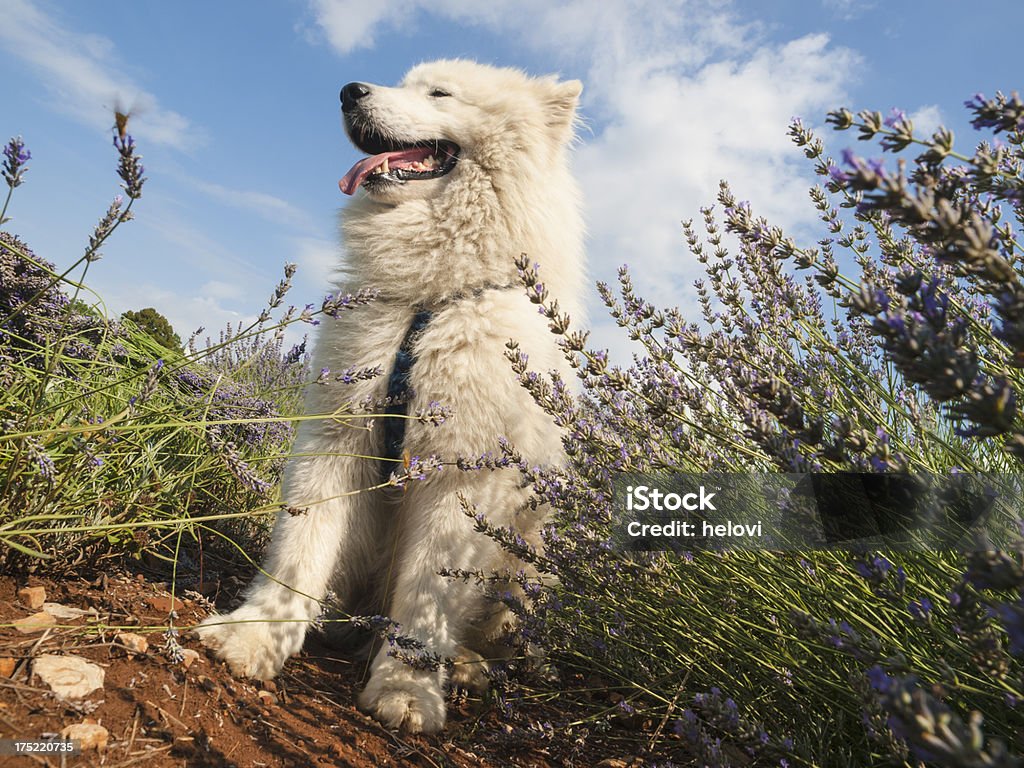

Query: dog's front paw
[358,669,446,733]
[196,605,306,680]
[449,645,490,694]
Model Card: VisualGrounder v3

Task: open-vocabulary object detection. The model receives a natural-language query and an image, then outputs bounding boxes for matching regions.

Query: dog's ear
[544,79,583,141]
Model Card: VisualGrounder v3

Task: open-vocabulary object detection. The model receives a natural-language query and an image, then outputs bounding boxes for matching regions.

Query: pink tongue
[338,147,437,195]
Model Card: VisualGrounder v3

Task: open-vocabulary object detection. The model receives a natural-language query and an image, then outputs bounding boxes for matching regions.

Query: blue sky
[2,0,1021,358]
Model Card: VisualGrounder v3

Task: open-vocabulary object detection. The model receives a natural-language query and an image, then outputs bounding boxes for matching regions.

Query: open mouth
[339,130,460,196]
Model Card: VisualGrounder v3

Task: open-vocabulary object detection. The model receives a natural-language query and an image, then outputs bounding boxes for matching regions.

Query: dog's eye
[429,88,451,98]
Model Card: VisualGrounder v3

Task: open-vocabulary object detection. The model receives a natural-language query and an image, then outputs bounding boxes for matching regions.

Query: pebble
[18,585,46,609]
[61,721,108,751]
[14,611,56,633]
[115,632,149,655]
[33,655,105,699]
[180,649,201,669]
[42,602,92,620]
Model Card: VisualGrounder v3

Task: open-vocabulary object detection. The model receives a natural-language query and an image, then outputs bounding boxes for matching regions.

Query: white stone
[60,722,108,750]
[115,632,149,654]
[33,655,105,699]
[41,603,93,620]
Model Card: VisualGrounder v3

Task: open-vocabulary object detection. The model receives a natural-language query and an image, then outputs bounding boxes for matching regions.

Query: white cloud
[92,258,313,354]
[311,1,860,365]
[822,0,875,21]
[188,178,317,231]
[576,32,858,314]
[291,236,343,289]
[309,0,754,69]
[909,104,943,139]
[309,0,754,66]
[0,0,199,149]
[200,280,246,302]
[307,0,405,53]
[139,207,256,277]
[89,279,248,342]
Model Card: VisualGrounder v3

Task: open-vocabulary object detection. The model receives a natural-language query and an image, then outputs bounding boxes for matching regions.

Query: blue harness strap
[380,309,433,481]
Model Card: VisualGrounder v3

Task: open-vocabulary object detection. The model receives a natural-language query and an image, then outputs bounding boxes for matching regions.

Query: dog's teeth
[381,157,389,174]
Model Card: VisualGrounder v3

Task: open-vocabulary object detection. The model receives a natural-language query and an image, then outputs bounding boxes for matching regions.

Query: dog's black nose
[340,82,371,112]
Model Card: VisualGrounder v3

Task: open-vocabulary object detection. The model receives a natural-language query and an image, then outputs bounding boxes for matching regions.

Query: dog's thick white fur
[197,60,584,734]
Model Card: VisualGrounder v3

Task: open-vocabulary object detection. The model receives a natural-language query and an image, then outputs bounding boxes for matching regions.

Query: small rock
[0,658,16,677]
[260,679,277,693]
[180,649,201,669]
[148,595,183,614]
[115,632,149,655]
[33,655,105,699]
[18,585,46,609]
[14,611,56,634]
[257,690,276,706]
[60,722,108,751]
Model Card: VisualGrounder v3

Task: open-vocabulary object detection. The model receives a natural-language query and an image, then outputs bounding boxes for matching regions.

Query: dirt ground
[0,571,672,767]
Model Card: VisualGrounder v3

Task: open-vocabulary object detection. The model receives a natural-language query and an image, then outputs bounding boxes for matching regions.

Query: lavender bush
[482,93,1024,766]
[0,128,377,573]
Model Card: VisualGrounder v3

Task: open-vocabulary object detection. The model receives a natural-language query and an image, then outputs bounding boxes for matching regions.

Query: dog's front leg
[197,421,380,680]
[358,472,510,733]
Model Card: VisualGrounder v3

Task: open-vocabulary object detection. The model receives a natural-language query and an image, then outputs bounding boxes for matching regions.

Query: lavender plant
[0,129,378,575]
[485,93,1024,766]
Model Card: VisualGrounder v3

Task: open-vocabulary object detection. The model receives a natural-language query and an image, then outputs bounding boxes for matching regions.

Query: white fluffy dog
[197,60,584,734]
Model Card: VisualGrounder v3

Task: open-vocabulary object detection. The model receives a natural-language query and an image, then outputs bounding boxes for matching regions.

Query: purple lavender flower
[992,601,1024,656]
[907,596,933,621]
[966,91,1024,134]
[884,108,908,128]
[2,136,30,189]
[113,133,145,199]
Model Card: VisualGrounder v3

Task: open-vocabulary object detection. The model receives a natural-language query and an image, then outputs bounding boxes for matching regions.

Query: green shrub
[0,131,372,573]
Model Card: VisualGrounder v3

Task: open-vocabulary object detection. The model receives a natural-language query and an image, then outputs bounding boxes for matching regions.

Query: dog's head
[338,60,582,203]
